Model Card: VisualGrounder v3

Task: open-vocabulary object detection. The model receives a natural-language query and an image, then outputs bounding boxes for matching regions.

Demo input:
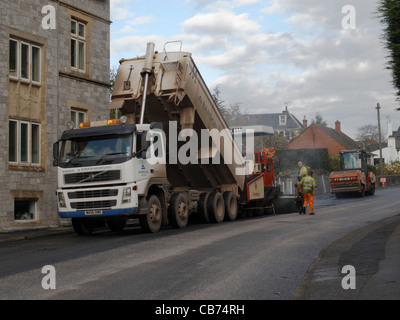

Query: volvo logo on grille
[65,170,121,184]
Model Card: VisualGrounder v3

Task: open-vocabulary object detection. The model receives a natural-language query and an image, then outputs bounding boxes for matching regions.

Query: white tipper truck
[53,42,279,235]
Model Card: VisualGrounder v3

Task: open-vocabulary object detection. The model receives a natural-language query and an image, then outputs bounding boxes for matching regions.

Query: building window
[9,39,18,78]
[279,115,287,126]
[71,109,86,127]
[31,46,41,83]
[70,18,86,72]
[8,119,41,165]
[14,199,36,220]
[31,123,40,164]
[9,120,17,162]
[9,38,41,84]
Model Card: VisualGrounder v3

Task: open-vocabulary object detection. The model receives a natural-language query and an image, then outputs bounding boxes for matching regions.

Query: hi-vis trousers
[303,193,314,214]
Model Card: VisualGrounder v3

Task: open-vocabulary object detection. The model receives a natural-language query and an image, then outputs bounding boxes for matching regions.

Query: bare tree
[356,124,381,144]
[311,112,327,127]
[212,85,245,126]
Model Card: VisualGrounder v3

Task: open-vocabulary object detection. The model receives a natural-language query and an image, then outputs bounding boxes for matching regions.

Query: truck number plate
[84,210,103,216]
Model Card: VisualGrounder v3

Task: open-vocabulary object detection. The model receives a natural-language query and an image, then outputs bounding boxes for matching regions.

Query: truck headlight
[58,192,66,208]
[122,187,132,202]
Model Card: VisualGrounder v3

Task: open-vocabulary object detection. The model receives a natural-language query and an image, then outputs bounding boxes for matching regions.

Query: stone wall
[0,0,110,230]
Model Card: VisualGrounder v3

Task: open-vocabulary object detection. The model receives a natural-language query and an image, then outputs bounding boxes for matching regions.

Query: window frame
[8,119,41,166]
[70,108,86,128]
[279,114,287,126]
[9,37,41,85]
[31,123,41,165]
[31,45,41,84]
[70,18,86,72]
[20,120,30,164]
[20,41,30,82]
[8,119,18,163]
[14,199,37,221]
[9,38,19,79]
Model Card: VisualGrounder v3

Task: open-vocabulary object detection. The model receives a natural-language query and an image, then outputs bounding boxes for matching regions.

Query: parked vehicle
[53,42,281,235]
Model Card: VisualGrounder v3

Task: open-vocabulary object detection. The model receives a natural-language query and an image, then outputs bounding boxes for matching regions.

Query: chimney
[303,116,308,127]
[387,119,393,139]
[335,120,341,134]
[283,106,289,114]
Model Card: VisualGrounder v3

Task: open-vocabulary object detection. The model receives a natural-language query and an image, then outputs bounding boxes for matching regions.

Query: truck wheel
[223,191,237,221]
[139,194,162,233]
[359,185,365,197]
[169,193,189,229]
[207,192,225,223]
[366,183,375,196]
[197,193,210,223]
[72,218,95,235]
[106,219,127,232]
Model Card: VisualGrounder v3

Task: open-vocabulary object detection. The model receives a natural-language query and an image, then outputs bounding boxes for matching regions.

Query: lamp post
[376,103,384,176]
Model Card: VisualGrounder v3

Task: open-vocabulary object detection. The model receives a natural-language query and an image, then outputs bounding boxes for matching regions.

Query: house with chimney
[288,120,359,155]
[372,120,400,164]
[238,107,305,140]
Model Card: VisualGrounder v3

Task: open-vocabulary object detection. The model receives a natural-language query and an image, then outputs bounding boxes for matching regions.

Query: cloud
[181,0,398,138]
[110,0,135,21]
[182,10,260,37]
[109,0,399,139]
[110,35,166,61]
[185,0,261,10]
[131,15,157,26]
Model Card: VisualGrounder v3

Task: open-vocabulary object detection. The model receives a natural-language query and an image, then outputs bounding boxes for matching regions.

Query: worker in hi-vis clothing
[297,161,308,182]
[299,169,316,215]
[295,161,308,199]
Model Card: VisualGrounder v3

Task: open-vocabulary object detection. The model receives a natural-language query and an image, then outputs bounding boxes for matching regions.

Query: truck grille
[68,189,118,199]
[71,200,117,210]
[65,170,121,184]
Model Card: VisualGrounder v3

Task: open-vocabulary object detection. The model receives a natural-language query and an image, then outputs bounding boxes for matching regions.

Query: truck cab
[53,118,167,234]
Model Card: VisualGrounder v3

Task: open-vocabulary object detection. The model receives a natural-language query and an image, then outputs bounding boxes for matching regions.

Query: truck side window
[136,133,150,159]
[152,134,161,158]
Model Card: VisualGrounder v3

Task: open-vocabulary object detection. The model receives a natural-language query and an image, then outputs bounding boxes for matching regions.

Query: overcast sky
[110,0,400,139]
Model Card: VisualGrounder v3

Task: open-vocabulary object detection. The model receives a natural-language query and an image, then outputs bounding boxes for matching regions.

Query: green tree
[378,0,400,105]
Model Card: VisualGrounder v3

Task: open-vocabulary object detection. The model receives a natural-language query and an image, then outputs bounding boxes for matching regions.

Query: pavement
[0,226,73,244]
[0,215,399,300]
[295,214,400,300]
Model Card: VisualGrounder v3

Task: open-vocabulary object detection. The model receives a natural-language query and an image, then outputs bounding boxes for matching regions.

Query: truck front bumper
[58,207,139,219]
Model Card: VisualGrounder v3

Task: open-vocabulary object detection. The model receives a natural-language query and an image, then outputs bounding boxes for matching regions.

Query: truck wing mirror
[53,141,60,166]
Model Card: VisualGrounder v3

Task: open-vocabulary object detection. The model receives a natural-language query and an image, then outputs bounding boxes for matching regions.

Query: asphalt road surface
[0,187,399,301]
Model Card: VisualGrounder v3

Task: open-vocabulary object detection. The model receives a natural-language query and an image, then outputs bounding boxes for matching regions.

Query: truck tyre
[72,218,95,235]
[366,183,375,196]
[106,219,127,232]
[169,192,189,229]
[207,192,225,223]
[223,191,237,221]
[359,185,365,197]
[198,193,210,223]
[139,194,162,233]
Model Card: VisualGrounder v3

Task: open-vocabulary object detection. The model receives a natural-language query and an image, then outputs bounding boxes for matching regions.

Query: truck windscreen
[59,134,132,167]
[341,152,362,170]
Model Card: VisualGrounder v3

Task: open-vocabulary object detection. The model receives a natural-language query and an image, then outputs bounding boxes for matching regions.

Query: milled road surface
[0,187,399,300]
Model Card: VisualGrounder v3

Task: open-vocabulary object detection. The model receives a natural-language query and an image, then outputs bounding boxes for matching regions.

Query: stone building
[0,0,111,229]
